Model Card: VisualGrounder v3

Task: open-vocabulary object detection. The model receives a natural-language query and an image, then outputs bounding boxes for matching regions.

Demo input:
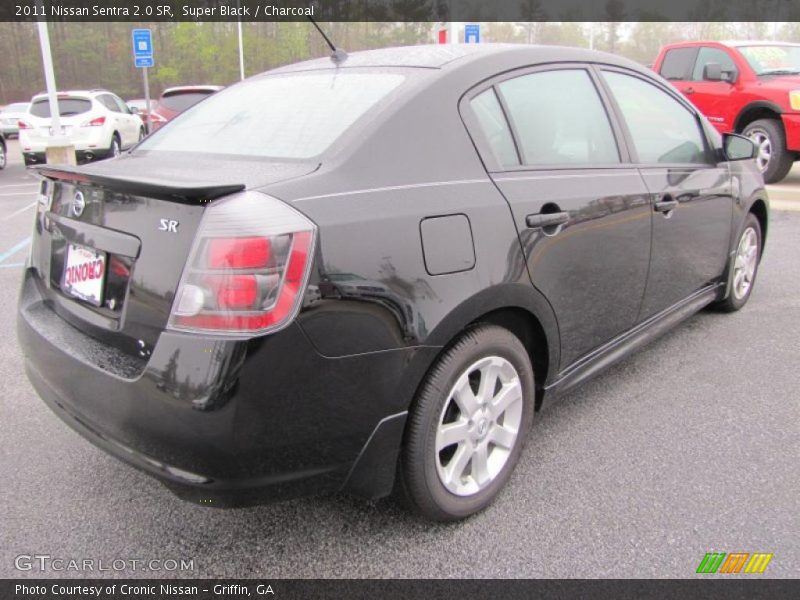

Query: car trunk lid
[28,154,318,360]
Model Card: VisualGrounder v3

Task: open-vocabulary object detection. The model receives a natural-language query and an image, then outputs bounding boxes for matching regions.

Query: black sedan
[17,44,767,521]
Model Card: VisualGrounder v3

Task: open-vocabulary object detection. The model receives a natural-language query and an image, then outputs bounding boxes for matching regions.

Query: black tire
[399,324,535,521]
[23,155,35,167]
[0,142,6,170]
[713,213,762,312]
[138,127,146,142]
[107,133,121,160]
[743,119,794,184]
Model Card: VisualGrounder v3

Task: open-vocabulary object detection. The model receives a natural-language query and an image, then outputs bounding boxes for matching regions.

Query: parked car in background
[654,40,800,183]
[0,131,6,170]
[1,102,31,137]
[18,45,768,521]
[125,98,154,131]
[148,85,222,131]
[19,90,145,166]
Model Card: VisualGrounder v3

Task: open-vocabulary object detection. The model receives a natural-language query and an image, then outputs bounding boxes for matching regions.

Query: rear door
[462,65,652,369]
[598,68,733,320]
[109,93,140,146]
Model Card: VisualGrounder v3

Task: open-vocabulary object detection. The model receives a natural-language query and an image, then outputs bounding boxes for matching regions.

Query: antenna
[307,16,348,64]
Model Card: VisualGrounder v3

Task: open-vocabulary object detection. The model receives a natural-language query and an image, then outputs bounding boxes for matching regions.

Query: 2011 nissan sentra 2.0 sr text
[17,44,768,521]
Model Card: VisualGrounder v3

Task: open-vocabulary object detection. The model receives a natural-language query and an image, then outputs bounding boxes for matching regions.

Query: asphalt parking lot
[1,137,798,579]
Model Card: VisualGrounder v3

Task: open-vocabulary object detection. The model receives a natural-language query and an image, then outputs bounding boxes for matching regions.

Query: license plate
[62,244,106,306]
[44,126,72,137]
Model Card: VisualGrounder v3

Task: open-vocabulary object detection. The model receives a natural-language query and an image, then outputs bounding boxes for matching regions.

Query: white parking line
[0,191,38,197]
[0,237,31,264]
[0,183,39,189]
[0,262,24,269]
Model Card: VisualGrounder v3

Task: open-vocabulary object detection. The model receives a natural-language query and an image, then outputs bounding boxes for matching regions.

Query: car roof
[721,40,800,48]
[666,40,800,49]
[30,90,111,100]
[267,43,642,75]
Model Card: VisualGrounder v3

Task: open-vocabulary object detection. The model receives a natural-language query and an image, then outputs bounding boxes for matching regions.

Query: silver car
[0,102,30,137]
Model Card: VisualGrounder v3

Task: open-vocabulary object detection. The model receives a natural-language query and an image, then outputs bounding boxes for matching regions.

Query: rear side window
[692,47,738,81]
[30,98,92,118]
[497,69,620,166]
[98,95,120,113]
[659,47,698,80]
[160,91,215,113]
[603,71,709,164]
[139,73,405,159]
[470,88,519,168]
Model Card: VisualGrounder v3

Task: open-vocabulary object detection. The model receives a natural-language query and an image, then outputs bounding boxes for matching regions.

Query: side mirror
[703,62,723,81]
[723,133,757,161]
[128,106,139,114]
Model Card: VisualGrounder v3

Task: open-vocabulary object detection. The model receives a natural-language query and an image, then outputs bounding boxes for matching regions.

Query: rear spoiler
[33,165,245,204]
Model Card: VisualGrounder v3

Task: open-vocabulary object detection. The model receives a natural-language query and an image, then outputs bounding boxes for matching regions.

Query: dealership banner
[1,0,800,22]
[3,579,800,599]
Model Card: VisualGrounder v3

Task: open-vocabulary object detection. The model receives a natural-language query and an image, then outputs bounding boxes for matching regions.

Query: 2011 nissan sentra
[17,44,768,521]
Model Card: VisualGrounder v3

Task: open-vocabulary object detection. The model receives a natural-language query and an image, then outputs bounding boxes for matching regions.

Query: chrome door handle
[526,212,570,229]
[654,195,678,213]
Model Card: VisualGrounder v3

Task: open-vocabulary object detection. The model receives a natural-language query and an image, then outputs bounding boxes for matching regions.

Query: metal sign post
[132,29,154,133]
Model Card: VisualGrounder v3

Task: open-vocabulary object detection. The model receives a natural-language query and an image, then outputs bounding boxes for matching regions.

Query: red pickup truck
[653,40,800,183]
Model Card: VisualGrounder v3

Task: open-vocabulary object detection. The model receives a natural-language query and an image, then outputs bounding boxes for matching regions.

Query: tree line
[2,20,800,104]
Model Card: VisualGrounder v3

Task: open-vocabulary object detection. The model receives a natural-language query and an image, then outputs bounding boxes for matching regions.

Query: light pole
[36,20,75,164]
[237,0,245,80]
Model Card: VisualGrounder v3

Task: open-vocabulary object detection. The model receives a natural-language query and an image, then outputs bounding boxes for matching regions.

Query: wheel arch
[421,283,560,412]
[748,198,769,256]
[734,101,783,133]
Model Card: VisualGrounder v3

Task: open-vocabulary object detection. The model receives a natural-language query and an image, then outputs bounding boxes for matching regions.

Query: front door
[599,68,733,320]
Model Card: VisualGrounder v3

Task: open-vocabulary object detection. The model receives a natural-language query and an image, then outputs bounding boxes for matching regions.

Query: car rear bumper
[23,149,110,165]
[17,269,418,506]
[781,113,800,151]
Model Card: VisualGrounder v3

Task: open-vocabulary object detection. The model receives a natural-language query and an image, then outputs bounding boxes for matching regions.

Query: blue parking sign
[465,24,480,44]
[132,29,153,62]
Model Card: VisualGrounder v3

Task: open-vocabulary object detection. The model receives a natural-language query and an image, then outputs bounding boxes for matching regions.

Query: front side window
[470,88,519,168]
[603,71,709,165]
[138,73,405,159]
[692,47,738,81]
[496,69,620,166]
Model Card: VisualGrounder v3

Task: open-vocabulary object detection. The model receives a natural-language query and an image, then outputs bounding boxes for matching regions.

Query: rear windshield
[30,98,92,118]
[138,72,406,159]
[160,91,216,112]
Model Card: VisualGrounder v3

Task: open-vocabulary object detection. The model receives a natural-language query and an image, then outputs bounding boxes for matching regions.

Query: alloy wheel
[435,356,523,496]
[733,227,758,300]
[747,129,772,172]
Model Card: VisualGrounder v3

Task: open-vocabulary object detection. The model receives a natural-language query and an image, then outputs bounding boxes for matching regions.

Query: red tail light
[81,116,106,127]
[168,192,316,336]
[18,120,32,129]
[208,237,271,269]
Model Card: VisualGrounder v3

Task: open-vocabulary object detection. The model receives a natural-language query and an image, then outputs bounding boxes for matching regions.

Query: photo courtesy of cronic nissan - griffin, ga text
[17,44,768,521]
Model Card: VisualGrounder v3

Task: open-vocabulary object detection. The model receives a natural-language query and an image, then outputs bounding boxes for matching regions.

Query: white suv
[19,90,144,166]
